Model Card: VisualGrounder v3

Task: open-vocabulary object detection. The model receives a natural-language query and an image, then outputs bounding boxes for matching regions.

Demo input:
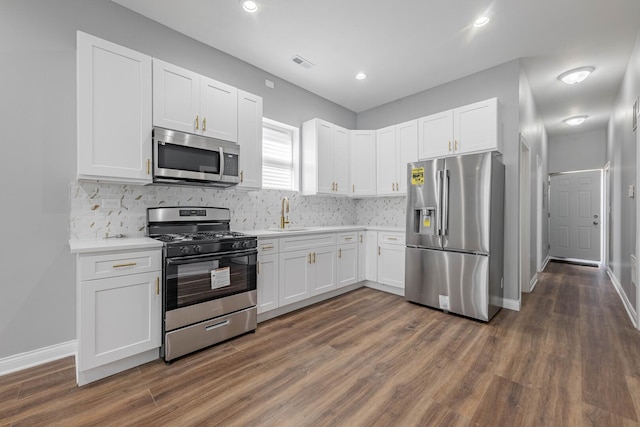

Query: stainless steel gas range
[147,207,257,362]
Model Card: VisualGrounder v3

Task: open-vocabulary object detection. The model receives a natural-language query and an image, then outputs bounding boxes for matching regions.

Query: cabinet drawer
[79,249,161,281]
[337,232,358,244]
[379,232,405,245]
[258,238,279,254]
[280,233,336,252]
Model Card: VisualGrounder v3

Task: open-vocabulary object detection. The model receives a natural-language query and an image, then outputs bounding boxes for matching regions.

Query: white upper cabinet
[376,119,418,196]
[349,130,377,197]
[77,32,152,184]
[153,59,238,142]
[302,118,350,196]
[237,90,263,190]
[418,97,500,159]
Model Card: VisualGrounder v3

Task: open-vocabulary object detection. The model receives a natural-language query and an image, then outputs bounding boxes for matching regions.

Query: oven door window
[158,143,220,174]
[165,251,256,311]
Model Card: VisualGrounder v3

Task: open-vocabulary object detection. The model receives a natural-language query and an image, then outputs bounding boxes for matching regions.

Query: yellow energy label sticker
[411,167,425,185]
[423,217,431,227]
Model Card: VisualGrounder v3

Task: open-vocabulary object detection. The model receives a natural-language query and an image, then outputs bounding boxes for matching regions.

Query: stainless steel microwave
[152,127,240,188]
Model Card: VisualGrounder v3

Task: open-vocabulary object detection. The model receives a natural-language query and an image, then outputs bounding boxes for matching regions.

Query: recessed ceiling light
[355,72,367,80]
[242,0,258,13]
[473,16,490,27]
[563,115,588,126]
[558,66,594,85]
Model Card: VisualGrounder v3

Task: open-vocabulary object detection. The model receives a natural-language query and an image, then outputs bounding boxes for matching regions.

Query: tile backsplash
[70,182,406,239]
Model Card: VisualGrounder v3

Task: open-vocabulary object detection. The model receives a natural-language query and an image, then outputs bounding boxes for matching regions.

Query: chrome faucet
[280,196,290,229]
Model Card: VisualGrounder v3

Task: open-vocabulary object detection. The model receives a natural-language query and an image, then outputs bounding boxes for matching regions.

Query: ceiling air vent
[292,55,314,69]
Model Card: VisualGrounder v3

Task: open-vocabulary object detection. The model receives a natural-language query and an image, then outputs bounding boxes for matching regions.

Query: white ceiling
[112,0,640,137]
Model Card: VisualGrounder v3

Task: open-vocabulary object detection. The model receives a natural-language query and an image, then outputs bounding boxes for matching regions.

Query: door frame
[519,135,531,294]
[547,168,603,266]
[603,162,610,270]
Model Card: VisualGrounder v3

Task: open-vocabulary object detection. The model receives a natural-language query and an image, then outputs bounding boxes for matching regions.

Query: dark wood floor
[2,261,640,426]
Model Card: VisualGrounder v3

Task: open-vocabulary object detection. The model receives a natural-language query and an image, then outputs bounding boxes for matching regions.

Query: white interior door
[549,170,602,262]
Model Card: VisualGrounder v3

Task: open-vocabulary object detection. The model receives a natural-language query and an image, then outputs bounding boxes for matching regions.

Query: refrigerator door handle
[436,170,443,236]
[442,169,449,236]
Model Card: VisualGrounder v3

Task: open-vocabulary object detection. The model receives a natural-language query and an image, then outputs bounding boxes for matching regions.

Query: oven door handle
[165,249,257,266]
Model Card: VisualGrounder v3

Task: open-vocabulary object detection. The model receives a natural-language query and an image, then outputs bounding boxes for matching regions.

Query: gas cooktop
[153,231,248,243]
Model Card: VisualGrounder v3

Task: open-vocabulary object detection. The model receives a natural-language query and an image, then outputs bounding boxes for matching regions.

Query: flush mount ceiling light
[355,72,367,80]
[473,16,490,27]
[558,66,595,85]
[563,115,588,126]
[242,0,258,13]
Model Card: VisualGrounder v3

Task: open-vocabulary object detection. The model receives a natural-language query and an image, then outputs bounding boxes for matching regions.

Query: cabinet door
[333,126,350,195]
[378,243,406,290]
[418,110,453,159]
[77,32,152,184]
[310,246,337,296]
[200,76,238,142]
[357,232,366,282]
[79,271,161,370]
[365,230,378,282]
[279,249,311,306]
[337,243,358,288]
[350,131,377,197]
[376,125,397,196]
[257,253,278,314]
[317,120,335,195]
[453,98,498,155]
[396,119,418,195]
[152,59,200,134]
[237,90,263,190]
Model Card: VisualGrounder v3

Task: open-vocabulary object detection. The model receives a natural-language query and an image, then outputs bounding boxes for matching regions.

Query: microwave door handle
[219,147,225,178]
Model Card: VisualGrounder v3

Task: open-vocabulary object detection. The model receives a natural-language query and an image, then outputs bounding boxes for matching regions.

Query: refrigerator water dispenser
[414,207,436,235]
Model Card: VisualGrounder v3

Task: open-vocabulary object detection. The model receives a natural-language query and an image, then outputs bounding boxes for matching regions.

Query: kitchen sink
[270,227,310,232]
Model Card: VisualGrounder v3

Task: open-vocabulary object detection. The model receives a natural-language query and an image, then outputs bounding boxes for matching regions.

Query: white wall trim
[529,273,539,292]
[607,267,638,329]
[502,298,521,311]
[540,255,550,272]
[0,340,77,377]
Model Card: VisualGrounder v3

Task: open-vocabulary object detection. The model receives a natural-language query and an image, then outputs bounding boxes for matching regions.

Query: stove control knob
[193,245,202,254]
[241,240,250,248]
[232,241,241,249]
[180,246,190,255]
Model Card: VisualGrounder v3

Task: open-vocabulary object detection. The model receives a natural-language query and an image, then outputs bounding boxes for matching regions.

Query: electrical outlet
[101,199,121,209]
[629,184,635,198]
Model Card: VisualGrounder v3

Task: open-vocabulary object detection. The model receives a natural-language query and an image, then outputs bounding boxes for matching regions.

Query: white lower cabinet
[257,238,279,314]
[365,230,379,282]
[337,232,358,288]
[357,231,366,282]
[75,247,161,385]
[279,249,312,306]
[377,232,406,290]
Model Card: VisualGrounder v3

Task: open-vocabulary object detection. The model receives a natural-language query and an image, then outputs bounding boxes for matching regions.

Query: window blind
[262,123,294,190]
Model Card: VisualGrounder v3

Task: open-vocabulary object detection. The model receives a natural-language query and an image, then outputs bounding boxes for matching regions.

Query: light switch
[629,184,635,198]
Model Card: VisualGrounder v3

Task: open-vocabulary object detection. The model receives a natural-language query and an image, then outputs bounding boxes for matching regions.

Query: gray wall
[548,128,607,173]
[607,29,639,313]
[0,0,355,359]
[519,69,549,285]
[357,60,524,303]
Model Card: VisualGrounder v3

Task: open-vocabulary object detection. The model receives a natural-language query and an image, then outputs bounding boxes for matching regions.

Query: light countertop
[244,225,404,238]
[69,237,163,254]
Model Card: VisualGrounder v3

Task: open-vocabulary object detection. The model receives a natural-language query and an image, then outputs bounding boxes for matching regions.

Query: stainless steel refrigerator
[405,152,504,322]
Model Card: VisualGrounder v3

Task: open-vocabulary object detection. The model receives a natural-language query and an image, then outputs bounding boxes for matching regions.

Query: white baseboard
[364,281,404,297]
[0,340,77,377]
[529,273,539,292]
[502,298,521,311]
[540,255,550,272]
[607,267,638,329]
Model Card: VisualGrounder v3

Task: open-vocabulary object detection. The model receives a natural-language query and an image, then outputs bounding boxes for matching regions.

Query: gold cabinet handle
[388,237,398,241]
[156,277,160,295]
[338,248,342,258]
[203,117,207,131]
[240,171,244,183]
[195,115,199,130]
[360,234,363,243]
[352,184,355,193]
[146,159,151,175]
[312,252,316,263]
[113,262,137,268]
[257,261,260,275]
[261,244,274,250]
[448,141,452,152]
[344,237,353,241]
[378,246,381,256]
[308,253,312,264]
[336,183,338,192]
[455,140,458,151]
